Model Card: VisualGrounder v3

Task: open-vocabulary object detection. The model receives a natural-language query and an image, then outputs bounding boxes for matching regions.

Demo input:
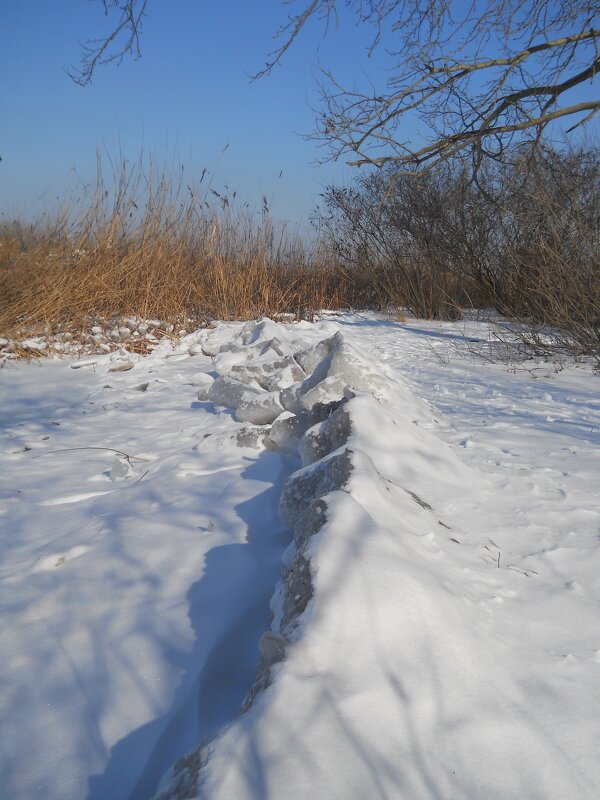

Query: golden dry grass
[0,157,361,343]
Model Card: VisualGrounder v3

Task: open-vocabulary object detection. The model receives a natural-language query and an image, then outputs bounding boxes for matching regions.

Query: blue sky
[1,2,597,228]
[0,1,376,227]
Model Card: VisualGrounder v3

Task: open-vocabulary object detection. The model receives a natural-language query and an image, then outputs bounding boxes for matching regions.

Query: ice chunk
[294,334,338,375]
[258,631,287,667]
[235,391,283,425]
[240,318,285,346]
[21,338,48,351]
[298,403,352,466]
[109,456,133,481]
[294,332,390,410]
[214,347,249,374]
[200,324,239,356]
[228,362,271,389]
[280,382,304,413]
[268,400,346,453]
[108,355,134,372]
[279,448,353,527]
[281,553,313,629]
[265,360,305,391]
[208,376,282,424]
[195,373,215,401]
[195,426,270,451]
[230,355,304,391]
[208,376,259,409]
[234,427,271,449]
[268,411,306,452]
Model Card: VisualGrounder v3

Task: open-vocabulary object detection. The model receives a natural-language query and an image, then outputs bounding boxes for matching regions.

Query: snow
[0,339,291,800]
[1,313,599,800]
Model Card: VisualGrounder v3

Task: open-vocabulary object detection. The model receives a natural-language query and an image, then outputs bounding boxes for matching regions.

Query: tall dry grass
[0,155,357,341]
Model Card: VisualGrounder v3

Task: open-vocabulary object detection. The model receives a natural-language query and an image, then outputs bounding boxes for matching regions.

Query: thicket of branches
[316,144,600,362]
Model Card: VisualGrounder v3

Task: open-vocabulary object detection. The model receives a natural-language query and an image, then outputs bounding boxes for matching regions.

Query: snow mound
[154,317,597,800]
[208,325,433,439]
[154,321,486,800]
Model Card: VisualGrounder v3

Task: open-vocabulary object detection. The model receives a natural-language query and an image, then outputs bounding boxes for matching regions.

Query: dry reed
[0,155,357,343]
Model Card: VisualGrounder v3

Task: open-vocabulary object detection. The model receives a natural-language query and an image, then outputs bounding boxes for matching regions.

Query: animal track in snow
[33,545,90,571]
[176,463,244,479]
[39,491,112,506]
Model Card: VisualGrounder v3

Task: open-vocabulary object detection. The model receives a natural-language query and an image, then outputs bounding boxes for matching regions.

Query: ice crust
[152,315,600,800]
[4,315,598,800]
[153,319,472,800]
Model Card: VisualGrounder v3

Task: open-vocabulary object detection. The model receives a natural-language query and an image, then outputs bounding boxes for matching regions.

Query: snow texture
[154,318,600,800]
[1,313,599,800]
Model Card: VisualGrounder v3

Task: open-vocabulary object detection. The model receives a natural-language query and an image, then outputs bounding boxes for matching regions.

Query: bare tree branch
[253,0,322,79]
[281,1,600,172]
[348,101,600,168]
[71,0,149,86]
[74,1,600,173]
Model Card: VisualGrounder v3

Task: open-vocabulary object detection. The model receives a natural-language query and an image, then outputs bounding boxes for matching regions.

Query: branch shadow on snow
[333,316,482,344]
[85,451,293,800]
[216,490,583,800]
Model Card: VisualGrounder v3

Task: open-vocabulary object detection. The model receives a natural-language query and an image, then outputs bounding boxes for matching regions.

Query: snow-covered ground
[1,313,599,800]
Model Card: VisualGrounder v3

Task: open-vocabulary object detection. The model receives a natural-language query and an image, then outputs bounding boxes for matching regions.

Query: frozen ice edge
[151,331,371,798]
[152,324,433,800]
[149,316,600,800]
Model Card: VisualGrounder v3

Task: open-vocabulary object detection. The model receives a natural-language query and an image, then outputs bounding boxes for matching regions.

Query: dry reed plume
[0,155,356,344]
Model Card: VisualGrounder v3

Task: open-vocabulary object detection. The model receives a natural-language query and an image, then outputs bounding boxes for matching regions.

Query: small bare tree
[75,1,600,174]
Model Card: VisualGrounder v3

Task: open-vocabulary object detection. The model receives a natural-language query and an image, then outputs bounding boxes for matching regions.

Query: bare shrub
[483,147,600,364]
[317,166,488,320]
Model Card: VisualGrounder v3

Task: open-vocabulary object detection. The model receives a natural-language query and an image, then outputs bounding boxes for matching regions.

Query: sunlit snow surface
[1,314,599,800]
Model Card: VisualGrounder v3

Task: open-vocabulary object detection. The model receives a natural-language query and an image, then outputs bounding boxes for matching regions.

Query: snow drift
[152,320,597,800]
[2,315,599,800]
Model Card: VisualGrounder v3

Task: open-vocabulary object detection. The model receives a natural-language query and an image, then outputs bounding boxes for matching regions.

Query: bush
[316,166,490,320]
[316,146,600,363]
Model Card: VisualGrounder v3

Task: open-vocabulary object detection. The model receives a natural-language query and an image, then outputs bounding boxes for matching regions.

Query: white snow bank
[0,338,292,800]
[3,314,599,800]
[154,319,600,800]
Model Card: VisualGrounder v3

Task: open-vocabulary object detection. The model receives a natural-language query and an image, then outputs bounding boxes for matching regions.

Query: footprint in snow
[176,463,244,478]
[39,491,113,506]
[33,545,90,571]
